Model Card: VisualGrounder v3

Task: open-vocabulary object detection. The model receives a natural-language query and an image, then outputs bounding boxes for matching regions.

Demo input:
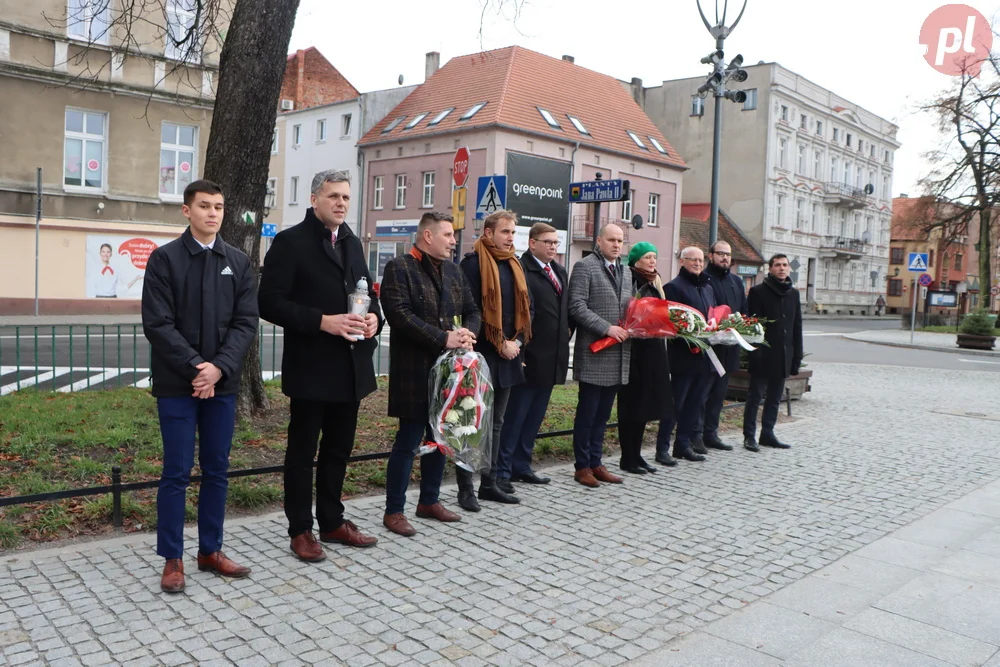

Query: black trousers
[285,399,359,537]
[618,421,649,468]
[699,371,731,440]
[742,374,786,440]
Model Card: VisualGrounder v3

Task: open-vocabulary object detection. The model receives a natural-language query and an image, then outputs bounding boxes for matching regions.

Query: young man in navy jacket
[142,180,258,593]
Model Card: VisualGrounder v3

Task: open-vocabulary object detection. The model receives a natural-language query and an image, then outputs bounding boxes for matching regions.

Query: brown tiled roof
[358,46,686,169]
[679,204,764,264]
[280,47,360,112]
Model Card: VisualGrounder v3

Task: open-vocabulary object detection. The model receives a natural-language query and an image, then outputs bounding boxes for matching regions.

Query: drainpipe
[567,141,580,273]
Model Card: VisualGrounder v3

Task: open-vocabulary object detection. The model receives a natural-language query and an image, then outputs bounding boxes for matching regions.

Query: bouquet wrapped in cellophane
[707,311,767,348]
[421,349,495,472]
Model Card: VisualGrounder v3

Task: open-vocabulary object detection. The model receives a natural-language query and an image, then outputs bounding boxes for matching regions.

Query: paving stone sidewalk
[1,362,997,666]
[846,329,1000,357]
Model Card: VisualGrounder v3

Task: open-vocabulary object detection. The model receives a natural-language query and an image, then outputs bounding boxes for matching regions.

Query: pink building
[357,47,687,284]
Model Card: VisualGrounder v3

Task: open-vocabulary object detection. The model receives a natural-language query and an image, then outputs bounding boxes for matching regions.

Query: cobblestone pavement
[1,362,998,667]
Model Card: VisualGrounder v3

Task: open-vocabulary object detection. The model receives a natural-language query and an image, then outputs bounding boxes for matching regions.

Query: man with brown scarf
[458,209,533,508]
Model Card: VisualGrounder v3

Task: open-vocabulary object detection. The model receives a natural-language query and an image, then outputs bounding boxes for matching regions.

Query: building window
[382,117,406,133]
[537,107,561,129]
[826,206,834,234]
[266,177,277,210]
[691,95,705,117]
[856,166,863,188]
[292,124,301,146]
[159,122,197,198]
[882,177,890,200]
[890,247,904,264]
[955,253,962,270]
[395,174,406,208]
[775,194,784,227]
[833,128,840,142]
[270,128,278,154]
[67,0,110,43]
[830,157,838,181]
[816,120,823,135]
[316,119,327,141]
[800,114,807,129]
[813,150,822,179]
[428,108,454,126]
[373,176,384,210]
[811,202,819,232]
[795,198,804,229]
[567,115,589,135]
[868,169,875,190]
[460,102,488,120]
[404,113,429,130]
[929,249,935,267]
[742,89,758,111]
[648,193,659,226]
[622,189,634,221]
[626,131,648,150]
[648,136,669,154]
[780,105,789,121]
[846,133,853,148]
[885,150,892,164]
[844,160,851,184]
[797,144,806,174]
[822,259,831,288]
[870,144,876,158]
[165,0,201,62]
[422,172,435,207]
[888,279,903,296]
[289,176,299,205]
[778,138,787,169]
[63,108,106,190]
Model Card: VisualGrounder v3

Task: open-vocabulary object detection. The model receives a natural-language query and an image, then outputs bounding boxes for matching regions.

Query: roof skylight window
[626,131,648,149]
[404,113,429,129]
[567,115,589,135]
[460,102,488,120]
[648,136,668,154]
[537,107,561,129]
[382,117,406,133]
[428,108,455,126]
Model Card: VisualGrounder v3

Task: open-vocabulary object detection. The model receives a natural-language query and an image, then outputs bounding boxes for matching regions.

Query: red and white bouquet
[423,349,494,472]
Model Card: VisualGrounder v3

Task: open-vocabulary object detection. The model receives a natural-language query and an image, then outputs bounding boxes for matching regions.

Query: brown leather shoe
[592,466,624,484]
[196,551,251,579]
[160,558,185,593]
[415,502,462,522]
[290,532,326,562]
[574,468,600,488]
[383,513,417,537]
[320,520,378,548]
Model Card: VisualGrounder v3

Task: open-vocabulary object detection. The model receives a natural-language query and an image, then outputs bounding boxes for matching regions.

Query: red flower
[691,347,701,354]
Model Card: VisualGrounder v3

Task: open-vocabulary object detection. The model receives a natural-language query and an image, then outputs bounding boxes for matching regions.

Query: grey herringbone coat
[567,251,632,386]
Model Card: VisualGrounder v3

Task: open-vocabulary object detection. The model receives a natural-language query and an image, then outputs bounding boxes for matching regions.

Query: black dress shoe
[619,464,647,475]
[760,434,792,449]
[654,453,678,467]
[511,470,550,485]
[673,448,706,462]
[743,437,760,452]
[704,435,733,451]
[478,481,520,504]
[691,438,709,455]
[496,477,516,494]
[638,458,657,473]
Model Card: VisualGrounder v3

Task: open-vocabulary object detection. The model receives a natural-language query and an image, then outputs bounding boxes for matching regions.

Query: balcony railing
[820,236,867,256]
[823,182,868,209]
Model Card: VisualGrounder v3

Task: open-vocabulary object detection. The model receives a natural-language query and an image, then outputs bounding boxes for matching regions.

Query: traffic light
[723,89,747,104]
[698,72,723,95]
[700,49,724,65]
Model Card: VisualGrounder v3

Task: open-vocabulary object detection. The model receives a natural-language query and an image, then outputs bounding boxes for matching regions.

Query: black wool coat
[747,275,804,380]
[380,249,481,420]
[257,209,383,403]
[705,263,749,373]
[664,267,718,376]
[617,278,673,423]
[519,253,571,387]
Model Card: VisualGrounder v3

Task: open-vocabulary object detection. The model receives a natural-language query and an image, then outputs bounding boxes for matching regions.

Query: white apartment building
[638,62,900,313]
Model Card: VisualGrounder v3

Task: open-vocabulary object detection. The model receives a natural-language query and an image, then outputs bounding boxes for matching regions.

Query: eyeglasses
[681,257,705,263]
[712,251,732,257]
[535,239,559,247]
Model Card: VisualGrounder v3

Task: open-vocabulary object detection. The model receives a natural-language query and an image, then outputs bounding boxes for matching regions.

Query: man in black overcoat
[743,253,803,451]
[258,170,383,562]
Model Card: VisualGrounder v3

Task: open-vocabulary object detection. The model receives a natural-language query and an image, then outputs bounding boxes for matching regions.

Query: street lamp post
[696,0,750,248]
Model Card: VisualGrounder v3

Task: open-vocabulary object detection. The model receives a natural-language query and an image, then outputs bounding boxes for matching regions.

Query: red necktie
[608,264,616,280]
[544,265,562,295]
[330,230,337,249]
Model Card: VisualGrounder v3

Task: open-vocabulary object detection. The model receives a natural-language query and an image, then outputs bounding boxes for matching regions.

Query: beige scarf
[474,236,532,353]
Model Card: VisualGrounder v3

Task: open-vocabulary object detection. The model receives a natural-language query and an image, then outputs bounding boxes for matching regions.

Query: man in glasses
[496,223,571,490]
[701,240,747,451]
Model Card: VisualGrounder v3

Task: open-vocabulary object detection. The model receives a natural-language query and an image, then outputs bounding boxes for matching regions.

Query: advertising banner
[504,152,572,253]
[85,234,172,299]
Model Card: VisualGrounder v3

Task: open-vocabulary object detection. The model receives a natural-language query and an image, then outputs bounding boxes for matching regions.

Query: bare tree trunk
[203,0,300,417]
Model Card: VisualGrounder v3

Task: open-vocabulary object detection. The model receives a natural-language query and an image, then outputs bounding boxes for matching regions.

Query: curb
[844,333,1000,358]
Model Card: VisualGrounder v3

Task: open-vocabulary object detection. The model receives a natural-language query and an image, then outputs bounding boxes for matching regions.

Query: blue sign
[261,223,277,238]
[476,176,507,219]
[918,273,933,287]
[568,179,630,203]
[907,252,929,272]
[375,219,420,237]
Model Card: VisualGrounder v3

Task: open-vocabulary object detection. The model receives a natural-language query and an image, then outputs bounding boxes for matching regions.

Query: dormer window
[460,102,488,120]
[404,113,429,130]
[626,131,648,150]
[567,115,589,135]
[428,108,454,126]
[648,136,668,155]
[537,107,561,129]
[381,117,406,133]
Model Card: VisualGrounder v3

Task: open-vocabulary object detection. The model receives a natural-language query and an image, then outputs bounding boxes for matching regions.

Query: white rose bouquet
[422,348,495,472]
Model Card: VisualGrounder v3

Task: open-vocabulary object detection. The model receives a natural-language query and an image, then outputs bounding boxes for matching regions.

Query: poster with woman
[85,235,170,299]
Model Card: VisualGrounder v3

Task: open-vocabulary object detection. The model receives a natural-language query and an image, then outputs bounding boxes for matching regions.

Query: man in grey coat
[567,224,631,488]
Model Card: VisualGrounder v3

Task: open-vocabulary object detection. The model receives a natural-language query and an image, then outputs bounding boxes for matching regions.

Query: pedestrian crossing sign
[475,175,507,219]
[907,252,929,272]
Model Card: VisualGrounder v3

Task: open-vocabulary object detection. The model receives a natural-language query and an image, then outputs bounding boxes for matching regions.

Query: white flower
[445,410,460,424]
[460,397,477,411]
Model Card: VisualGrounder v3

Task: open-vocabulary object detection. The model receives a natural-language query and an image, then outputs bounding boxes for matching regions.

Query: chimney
[295,49,305,108]
[562,55,574,63]
[899,193,909,198]
[425,52,440,82]
[630,77,644,107]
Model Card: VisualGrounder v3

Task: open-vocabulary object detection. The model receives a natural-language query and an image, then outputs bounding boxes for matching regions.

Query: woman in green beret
[617,241,675,474]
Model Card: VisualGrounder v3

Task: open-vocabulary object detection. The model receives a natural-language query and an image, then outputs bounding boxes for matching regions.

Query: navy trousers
[671,373,714,451]
[572,382,619,470]
[156,393,237,560]
[385,419,446,515]
[496,383,554,479]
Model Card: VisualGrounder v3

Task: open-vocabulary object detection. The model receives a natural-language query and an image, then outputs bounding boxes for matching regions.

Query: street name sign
[261,223,277,238]
[568,179,630,203]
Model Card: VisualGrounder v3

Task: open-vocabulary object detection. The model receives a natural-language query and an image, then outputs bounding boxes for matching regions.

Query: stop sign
[453,146,470,188]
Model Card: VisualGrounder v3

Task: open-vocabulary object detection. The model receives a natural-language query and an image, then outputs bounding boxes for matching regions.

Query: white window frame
[833,128,840,142]
[831,157,838,182]
[165,0,202,63]
[814,150,822,179]
[422,171,435,208]
[647,193,659,226]
[811,202,819,232]
[816,120,823,136]
[395,174,406,209]
[67,0,111,44]
[800,114,807,130]
[316,118,327,142]
[373,175,384,210]
[289,176,299,205]
[780,105,789,121]
[778,138,787,170]
[404,113,429,130]
[567,115,589,134]
[267,177,277,210]
[797,143,806,174]
[795,198,804,229]
[846,133,852,148]
[63,107,107,193]
[742,89,758,111]
[292,124,302,147]
[537,107,561,129]
[627,131,648,150]
[691,95,705,117]
[341,113,352,137]
[159,121,198,201]
[270,127,278,154]
[429,108,454,126]
[622,189,634,221]
[775,194,784,227]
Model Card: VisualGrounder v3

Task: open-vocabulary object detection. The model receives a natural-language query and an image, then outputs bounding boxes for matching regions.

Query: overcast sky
[288,0,1000,198]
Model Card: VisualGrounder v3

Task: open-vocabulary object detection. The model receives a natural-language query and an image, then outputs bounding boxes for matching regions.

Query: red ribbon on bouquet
[590,297,679,353]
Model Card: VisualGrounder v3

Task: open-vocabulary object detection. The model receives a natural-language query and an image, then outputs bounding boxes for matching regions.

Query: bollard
[112,466,123,528]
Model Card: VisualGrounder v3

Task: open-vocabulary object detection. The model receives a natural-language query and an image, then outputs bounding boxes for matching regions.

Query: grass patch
[0,521,21,549]
[227,478,282,510]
